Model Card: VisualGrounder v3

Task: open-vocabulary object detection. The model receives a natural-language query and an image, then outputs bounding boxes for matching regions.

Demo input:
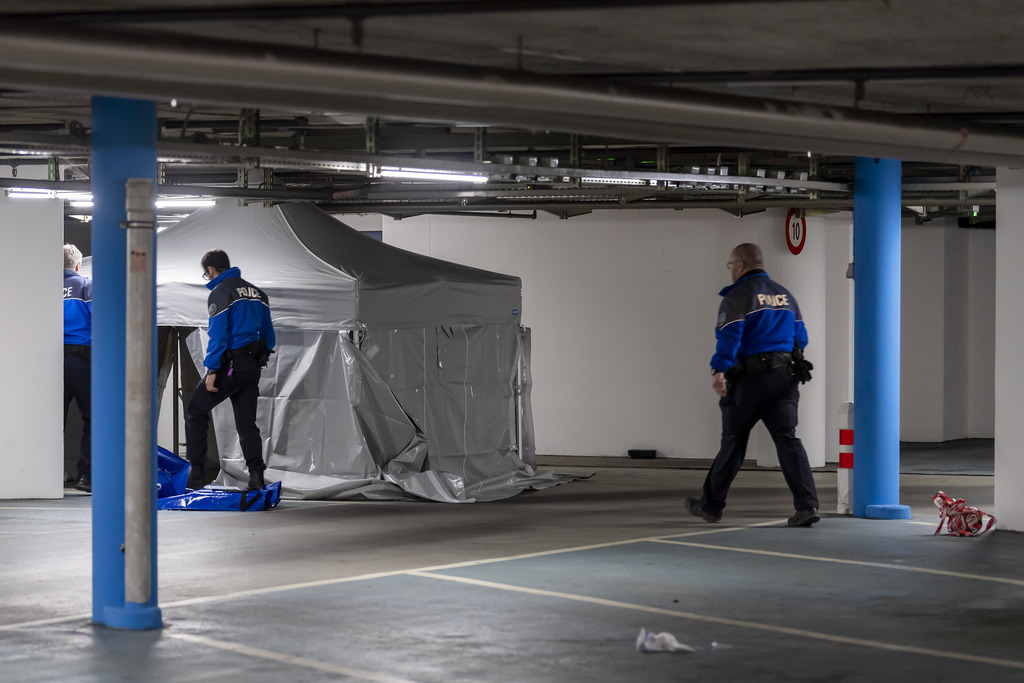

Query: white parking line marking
[0,523,771,630]
[653,539,1024,586]
[407,570,1024,671]
[167,632,417,682]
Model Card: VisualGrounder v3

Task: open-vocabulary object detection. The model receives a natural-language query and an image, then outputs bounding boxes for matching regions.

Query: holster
[792,346,813,384]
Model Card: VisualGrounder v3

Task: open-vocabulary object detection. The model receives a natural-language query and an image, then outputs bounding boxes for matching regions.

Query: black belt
[225,341,261,360]
[736,352,792,374]
[64,344,91,358]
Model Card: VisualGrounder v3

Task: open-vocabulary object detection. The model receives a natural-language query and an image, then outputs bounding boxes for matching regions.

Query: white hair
[63,243,83,269]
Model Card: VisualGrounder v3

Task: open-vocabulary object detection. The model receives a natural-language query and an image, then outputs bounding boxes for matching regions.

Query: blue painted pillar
[90,96,163,628]
[852,157,911,520]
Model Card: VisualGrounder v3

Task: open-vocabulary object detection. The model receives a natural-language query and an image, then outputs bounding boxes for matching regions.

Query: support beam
[852,157,910,520]
[90,96,162,629]
[995,168,1024,531]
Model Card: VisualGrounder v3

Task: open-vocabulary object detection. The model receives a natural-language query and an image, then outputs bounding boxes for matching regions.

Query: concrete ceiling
[0,0,1019,221]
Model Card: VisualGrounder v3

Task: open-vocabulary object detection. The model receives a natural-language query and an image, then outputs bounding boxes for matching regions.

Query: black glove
[793,358,813,383]
[792,346,813,384]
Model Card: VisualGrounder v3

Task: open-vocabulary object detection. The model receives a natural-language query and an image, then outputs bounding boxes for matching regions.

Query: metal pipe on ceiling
[1,23,1024,167]
[598,64,1024,86]
[13,0,833,24]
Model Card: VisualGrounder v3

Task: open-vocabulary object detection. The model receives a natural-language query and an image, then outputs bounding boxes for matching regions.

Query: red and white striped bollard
[837,401,854,514]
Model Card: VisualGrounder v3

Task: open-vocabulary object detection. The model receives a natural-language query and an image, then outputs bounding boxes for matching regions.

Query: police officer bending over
[186,249,275,490]
[685,243,820,527]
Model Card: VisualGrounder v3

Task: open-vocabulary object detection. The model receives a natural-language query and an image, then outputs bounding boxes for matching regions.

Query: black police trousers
[63,348,92,478]
[185,354,266,476]
[700,364,819,517]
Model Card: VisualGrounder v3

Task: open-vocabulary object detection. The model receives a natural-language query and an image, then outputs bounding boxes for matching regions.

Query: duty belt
[64,344,91,359]
[736,351,792,374]
[225,340,264,360]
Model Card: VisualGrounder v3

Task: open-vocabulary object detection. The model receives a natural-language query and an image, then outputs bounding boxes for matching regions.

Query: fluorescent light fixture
[6,189,216,209]
[155,199,216,209]
[378,167,488,183]
[57,192,94,202]
[5,188,56,199]
[580,177,649,186]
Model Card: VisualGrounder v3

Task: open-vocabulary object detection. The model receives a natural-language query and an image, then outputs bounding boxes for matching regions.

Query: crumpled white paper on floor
[636,628,697,653]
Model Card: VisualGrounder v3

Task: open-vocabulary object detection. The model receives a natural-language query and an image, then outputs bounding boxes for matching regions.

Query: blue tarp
[156,446,282,511]
[157,481,282,511]
[157,447,190,499]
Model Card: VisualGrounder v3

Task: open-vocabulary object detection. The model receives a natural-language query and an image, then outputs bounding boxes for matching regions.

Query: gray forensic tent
[155,201,562,502]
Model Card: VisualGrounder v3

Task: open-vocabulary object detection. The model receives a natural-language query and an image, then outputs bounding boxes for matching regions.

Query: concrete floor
[1,453,1020,682]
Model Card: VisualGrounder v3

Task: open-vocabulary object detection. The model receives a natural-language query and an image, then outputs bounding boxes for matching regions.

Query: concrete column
[90,96,162,628]
[995,168,1024,531]
[852,157,910,519]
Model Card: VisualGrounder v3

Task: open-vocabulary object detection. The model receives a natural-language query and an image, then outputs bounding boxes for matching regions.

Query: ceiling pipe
[1,23,1024,166]
[0,134,854,192]
[597,64,1024,86]
[14,0,830,24]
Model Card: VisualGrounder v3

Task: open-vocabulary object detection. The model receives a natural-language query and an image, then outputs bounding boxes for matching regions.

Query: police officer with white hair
[685,243,820,527]
[185,249,275,490]
[63,243,93,493]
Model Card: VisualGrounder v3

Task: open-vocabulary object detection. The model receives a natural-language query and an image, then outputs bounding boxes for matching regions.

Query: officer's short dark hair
[201,249,230,272]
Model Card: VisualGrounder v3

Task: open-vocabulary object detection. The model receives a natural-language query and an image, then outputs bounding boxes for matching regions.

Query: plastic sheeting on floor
[158,482,283,512]
[156,447,189,499]
[152,202,578,502]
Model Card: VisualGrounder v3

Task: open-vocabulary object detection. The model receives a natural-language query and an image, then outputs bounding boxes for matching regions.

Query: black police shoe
[186,470,205,490]
[684,496,722,523]
[247,469,266,491]
[75,476,91,493]
[787,507,820,527]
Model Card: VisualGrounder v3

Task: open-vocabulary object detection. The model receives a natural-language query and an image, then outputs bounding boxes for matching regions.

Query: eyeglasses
[202,267,211,280]
[726,261,740,270]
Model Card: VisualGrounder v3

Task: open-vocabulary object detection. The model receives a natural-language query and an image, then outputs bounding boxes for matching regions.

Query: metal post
[172,329,180,456]
[852,157,911,519]
[123,178,156,607]
[91,96,162,629]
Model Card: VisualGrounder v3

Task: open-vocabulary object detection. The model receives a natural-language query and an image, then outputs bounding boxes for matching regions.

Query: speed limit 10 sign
[785,208,806,255]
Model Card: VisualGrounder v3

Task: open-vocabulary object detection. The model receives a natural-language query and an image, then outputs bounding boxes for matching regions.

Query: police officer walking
[63,244,93,493]
[685,243,820,527]
[186,249,275,490]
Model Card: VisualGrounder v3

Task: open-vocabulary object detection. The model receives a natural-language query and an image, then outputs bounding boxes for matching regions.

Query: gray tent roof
[155,201,522,330]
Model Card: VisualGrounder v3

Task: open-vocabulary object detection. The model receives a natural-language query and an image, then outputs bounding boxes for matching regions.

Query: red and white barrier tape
[932,491,996,537]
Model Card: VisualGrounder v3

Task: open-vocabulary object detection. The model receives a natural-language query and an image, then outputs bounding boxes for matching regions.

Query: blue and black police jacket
[710,269,808,374]
[203,267,276,373]
[63,268,93,345]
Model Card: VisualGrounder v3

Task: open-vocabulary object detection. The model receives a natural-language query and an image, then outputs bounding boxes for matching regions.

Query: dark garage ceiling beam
[1,23,1024,167]
[9,0,834,24]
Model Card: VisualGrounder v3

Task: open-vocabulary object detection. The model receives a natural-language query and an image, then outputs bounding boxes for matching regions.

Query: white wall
[900,218,994,441]
[943,226,971,437]
[0,197,64,499]
[995,167,1024,531]
[968,229,996,436]
[900,223,947,440]
[823,214,855,459]
[386,206,995,460]
[385,208,846,466]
